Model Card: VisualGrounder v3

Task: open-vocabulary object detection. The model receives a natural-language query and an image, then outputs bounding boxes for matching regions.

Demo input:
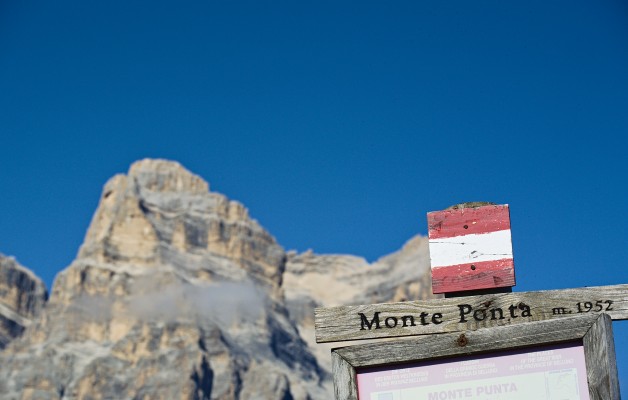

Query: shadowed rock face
[0,255,48,350]
[0,159,435,399]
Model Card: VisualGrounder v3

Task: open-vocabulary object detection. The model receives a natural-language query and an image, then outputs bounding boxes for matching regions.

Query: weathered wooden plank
[428,203,511,239]
[334,314,598,368]
[432,259,515,294]
[428,204,515,293]
[315,283,628,343]
[583,314,620,400]
[331,314,620,400]
[332,351,358,400]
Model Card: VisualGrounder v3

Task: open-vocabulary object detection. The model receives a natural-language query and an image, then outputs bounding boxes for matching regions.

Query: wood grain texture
[315,284,628,343]
[331,314,620,400]
[427,204,510,239]
[431,259,515,294]
[333,314,596,367]
[332,351,358,400]
[428,204,514,293]
[583,314,620,400]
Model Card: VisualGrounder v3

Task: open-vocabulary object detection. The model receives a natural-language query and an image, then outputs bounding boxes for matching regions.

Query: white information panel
[356,343,590,400]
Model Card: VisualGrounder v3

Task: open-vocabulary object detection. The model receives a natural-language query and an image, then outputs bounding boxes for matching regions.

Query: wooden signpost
[316,203,625,400]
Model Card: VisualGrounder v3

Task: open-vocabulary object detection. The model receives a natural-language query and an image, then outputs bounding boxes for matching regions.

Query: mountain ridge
[0,159,435,399]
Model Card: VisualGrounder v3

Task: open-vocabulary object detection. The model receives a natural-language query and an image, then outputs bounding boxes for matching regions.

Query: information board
[330,314,619,400]
[356,343,589,400]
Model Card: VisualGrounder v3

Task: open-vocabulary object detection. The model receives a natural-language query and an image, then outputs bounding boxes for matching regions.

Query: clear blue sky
[1,0,627,394]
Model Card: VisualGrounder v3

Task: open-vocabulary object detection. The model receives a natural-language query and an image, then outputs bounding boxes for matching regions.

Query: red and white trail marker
[427,204,515,294]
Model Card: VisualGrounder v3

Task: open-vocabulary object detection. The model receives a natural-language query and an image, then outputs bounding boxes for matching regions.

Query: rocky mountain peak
[77,159,283,296]
[128,159,210,194]
[0,159,435,399]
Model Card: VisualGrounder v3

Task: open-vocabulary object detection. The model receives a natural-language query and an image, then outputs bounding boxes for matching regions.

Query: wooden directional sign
[315,284,628,343]
[428,204,515,294]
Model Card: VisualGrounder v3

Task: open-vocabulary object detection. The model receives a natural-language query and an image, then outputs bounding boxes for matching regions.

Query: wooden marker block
[428,203,515,294]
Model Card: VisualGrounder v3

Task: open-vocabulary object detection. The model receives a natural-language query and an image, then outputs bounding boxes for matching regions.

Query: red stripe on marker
[431,259,515,294]
[428,205,511,239]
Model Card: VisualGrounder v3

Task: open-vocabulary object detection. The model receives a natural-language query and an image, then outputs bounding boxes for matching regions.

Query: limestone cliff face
[0,159,435,399]
[0,255,47,349]
[0,160,323,400]
[283,235,438,372]
[77,159,286,299]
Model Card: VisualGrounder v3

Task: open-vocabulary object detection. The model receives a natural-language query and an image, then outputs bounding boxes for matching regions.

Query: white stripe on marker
[429,229,513,269]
